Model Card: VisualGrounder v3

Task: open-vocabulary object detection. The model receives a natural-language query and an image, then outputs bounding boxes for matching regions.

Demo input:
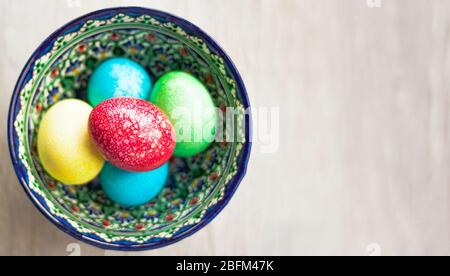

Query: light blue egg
[87,57,152,106]
[100,162,169,207]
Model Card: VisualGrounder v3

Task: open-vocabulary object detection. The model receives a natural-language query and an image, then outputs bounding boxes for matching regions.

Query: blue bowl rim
[7,6,252,251]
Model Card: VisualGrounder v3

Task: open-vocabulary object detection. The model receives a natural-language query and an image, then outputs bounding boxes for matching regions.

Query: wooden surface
[1,0,450,256]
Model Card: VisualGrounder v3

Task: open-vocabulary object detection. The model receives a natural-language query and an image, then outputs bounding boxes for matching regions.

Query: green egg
[150,71,217,157]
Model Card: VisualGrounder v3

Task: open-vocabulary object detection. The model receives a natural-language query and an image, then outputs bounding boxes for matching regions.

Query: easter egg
[37,99,105,185]
[100,162,169,207]
[150,71,218,157]
[87,57,152,107]
[88,97,176,172]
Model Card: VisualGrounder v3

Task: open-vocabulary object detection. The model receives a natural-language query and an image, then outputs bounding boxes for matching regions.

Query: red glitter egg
[88,97,176,172]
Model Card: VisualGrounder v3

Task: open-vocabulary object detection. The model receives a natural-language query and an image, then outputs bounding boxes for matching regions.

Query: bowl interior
[11,11,248,247]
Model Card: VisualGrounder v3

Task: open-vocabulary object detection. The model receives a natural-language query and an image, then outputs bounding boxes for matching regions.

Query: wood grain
[1,0,450,255]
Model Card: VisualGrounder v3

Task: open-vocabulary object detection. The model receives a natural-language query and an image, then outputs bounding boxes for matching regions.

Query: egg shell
[37,99,105,185]
[150,71,218,157]
[100,162,169,207]
[88,97,176,172]
[87,57,152,107]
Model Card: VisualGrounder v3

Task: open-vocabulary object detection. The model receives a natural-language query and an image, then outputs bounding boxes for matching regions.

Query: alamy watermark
[66,0,82,8]
[367,0,382,8]
[66,243,81,256]
[366,243,382,256]
[165,106,280,154]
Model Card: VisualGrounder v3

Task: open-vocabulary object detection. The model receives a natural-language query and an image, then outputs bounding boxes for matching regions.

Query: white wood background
[1,0,450,256]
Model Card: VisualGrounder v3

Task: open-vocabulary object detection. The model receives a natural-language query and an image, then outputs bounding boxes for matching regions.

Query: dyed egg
[87,57,152,107]
[100,162,169,207]
[37,99,105,185]
[150,71,218,157]
[89,97,176,172]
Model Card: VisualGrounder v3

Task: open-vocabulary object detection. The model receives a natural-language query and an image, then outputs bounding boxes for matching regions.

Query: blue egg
[87,57,152,106]
[100,163,169,207]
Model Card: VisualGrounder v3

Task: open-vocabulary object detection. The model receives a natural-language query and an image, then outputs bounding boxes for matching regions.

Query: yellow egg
[37,99,105,185]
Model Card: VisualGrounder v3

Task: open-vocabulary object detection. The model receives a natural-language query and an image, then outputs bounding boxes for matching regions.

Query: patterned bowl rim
[7,6,252,251]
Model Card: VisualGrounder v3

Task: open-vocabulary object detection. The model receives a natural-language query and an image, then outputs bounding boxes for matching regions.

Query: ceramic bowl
[8,7,251,250]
